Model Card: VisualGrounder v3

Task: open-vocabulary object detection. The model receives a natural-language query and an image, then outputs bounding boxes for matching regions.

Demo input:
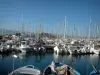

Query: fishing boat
[43,61,81,75]
[9,65,41,75]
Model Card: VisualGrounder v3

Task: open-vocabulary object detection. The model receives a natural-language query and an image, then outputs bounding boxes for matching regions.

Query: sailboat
[54,16,69,55]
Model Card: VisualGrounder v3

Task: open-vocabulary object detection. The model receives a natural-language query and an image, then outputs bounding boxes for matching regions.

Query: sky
[0,0,100,37]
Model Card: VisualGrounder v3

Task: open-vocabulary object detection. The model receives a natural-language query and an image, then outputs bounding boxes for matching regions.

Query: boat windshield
[26,65,34,68]
[21,42,26,45]
[25,65,39,70]
[55,63,63,67]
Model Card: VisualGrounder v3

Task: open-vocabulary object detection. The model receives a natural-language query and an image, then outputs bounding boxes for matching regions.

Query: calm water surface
[0,53,100,75]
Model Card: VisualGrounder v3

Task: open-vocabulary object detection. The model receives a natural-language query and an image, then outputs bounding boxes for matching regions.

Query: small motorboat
[43,61,81,75]
[90,70,100,75]
[9,65,41,75]
[89,65,100,75]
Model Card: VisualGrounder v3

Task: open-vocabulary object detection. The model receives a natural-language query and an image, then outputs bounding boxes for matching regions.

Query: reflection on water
[0,53,100,75]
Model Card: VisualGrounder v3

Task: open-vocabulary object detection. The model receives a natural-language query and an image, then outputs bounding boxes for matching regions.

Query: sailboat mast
[39,18,43,39]
[94,24,97,39]
[77,28,79,38]
[64,16,67,39]
[21,13,24,38]
[35,25,39,41]
[98,23,100,38]
[72,30,73,38]
[88,17,91,40]
[57,21,59,39]
[66,20,68,39]
[74,24,76,38]
[40,18,43,34]
[96,22,99,39]
[2,28,4,36]
[96,24,98,38]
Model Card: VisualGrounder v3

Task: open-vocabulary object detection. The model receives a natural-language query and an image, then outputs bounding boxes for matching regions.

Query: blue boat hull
[73,70,81,75]
[90,70,100,75]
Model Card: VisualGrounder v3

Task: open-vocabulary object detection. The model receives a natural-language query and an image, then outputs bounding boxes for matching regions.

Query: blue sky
[0,0,100,36]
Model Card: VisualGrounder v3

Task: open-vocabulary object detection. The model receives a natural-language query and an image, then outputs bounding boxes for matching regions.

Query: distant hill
[0,28,19,35]
[40,33,56,38]
[0,28,56,38]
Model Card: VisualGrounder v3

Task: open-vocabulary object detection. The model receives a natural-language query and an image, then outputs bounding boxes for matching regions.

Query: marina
[0,0,100,75]
[0,18,100,75]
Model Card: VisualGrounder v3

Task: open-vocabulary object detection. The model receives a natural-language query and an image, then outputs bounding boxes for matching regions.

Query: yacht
[90,44,100,54]
[17,40,31,53]
[54,43,69,55]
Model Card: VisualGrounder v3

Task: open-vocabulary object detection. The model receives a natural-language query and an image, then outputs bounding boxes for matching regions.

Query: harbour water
[0,53,100,75]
